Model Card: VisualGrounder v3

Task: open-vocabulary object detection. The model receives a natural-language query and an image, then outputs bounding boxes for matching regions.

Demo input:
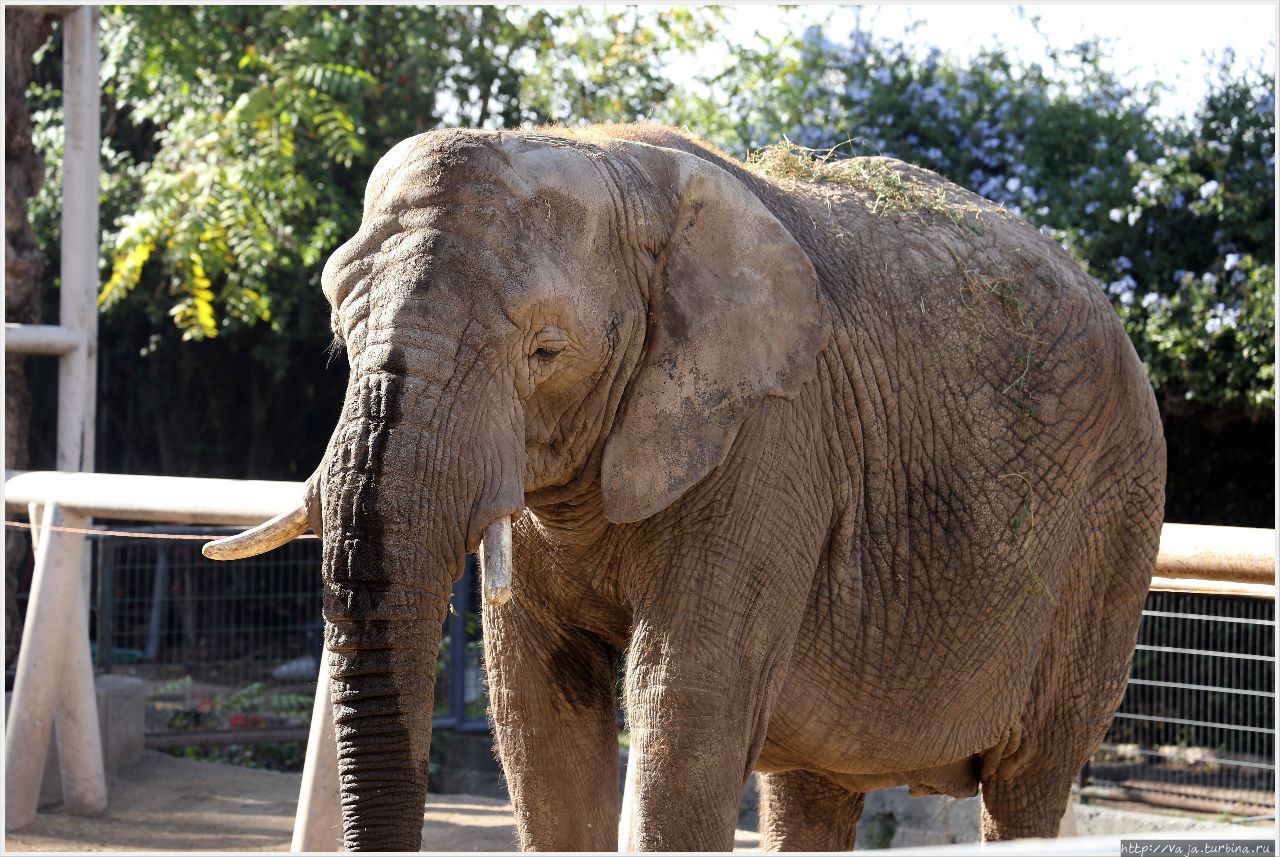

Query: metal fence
[11,524,489,747]
[10,524,1275,812]
[1087,589,1275,814]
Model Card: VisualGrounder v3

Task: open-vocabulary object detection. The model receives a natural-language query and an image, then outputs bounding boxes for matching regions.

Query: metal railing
[3,470,305,831]
[4,5,100,476]
[13,524,488,748]
[70,528,1274,812]
[4,468,1275,845]
[1087,588,1275,814]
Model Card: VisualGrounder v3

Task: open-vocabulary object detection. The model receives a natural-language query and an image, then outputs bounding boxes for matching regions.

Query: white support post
[54,511,107,817]
[5,504,107,830]
[27,502,44,551]
[1058,797,1077,837]
[291,648,342,851]
[57,5,99,476]
[619,747,638,851]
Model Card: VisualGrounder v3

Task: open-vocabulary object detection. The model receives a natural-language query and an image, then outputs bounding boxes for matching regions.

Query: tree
[5,8,55,668]
[26,5,720,479]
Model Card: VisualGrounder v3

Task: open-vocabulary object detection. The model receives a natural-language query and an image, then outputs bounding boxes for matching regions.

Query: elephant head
[205,127,827,849]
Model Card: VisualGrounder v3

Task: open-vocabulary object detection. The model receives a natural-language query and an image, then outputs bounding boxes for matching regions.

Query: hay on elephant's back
[746,140,988,224]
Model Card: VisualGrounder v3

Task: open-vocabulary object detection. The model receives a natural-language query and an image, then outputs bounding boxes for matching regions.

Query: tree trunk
[5,9,54,669]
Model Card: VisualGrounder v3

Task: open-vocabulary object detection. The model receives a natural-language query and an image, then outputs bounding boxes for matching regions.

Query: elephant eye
[530,328,569,363]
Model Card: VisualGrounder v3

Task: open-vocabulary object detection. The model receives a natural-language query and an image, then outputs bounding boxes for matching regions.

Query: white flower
[1198,179,1220,199]
[1109,208,1125,222]
[1225,253,1242,270]
[1108,274,1137,297]
[1127,209,1141,226]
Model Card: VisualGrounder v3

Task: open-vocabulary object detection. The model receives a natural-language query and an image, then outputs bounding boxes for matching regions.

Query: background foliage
[24,6,1274,524]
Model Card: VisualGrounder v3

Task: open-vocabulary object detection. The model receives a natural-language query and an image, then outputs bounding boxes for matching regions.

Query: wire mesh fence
[8,523,1275,811]
[9,523,488,765]
[94,527,327,743]
[1088,589,1276,814]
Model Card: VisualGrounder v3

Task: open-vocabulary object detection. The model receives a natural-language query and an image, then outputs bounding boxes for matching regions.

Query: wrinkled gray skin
[315,124,1165,850]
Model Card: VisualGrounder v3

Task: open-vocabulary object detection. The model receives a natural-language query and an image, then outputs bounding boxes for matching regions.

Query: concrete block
[95,674,145,773]
[5,673,145,809]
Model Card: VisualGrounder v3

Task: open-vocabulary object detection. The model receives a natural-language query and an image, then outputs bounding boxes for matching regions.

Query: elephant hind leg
[757,769,865,851]
[979,763,1076,840]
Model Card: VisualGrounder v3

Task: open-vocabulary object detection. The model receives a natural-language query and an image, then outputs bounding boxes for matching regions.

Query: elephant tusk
[202,504,311,561]
[480,516,513,606]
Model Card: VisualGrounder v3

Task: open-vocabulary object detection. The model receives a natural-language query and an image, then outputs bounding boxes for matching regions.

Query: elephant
[207,123,1166,851]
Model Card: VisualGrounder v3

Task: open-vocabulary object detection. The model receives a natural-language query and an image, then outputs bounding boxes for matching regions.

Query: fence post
[5,503,107,830]
[1058,798,1077,837]
[56,4,99,478]
[447,565,469,721]
[291,646,341,851]
[27,502,43,549]
[95,542,116,671]
[143,544,170,662]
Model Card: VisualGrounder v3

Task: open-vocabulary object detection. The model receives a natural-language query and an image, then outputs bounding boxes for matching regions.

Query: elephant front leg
[484,602,621,851]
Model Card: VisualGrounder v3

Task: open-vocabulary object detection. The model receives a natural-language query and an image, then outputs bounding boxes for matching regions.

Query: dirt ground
[5,752,763,852]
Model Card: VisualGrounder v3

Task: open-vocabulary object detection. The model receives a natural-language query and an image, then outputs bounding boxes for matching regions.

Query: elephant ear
[601,145,828,524]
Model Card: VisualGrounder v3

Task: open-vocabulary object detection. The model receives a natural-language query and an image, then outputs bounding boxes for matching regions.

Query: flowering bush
[675,29,1274,416]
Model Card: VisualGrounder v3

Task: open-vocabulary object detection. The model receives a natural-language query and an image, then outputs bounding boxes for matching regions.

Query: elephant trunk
[321,369,519,850]
[203,347,522,849]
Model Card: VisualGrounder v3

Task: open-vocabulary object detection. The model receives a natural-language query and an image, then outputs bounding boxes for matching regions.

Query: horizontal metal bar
[1142,609,1275,626]
[4,323,81,355]
[1135,644,1275,662]
[1156,522,1276,585]
[1149,576,1275,598]
[1077,784,1276,814]
[1127,677,1276,697]
[1111,746,1277,771]
[145,727,309,748]
[4,470,304,525]
[1113,712,1276,734]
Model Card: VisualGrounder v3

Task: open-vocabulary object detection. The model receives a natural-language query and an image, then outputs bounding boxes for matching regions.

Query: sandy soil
[5,752,763,853]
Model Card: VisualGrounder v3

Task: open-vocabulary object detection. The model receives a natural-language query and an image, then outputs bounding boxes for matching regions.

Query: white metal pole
[618,746,638,850]
[291,648,343,851]
[27,501,44,551]
[53,511,108,816]
[1058,797,1077,837]
[57,5,99,475]
[4,504,106,829]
